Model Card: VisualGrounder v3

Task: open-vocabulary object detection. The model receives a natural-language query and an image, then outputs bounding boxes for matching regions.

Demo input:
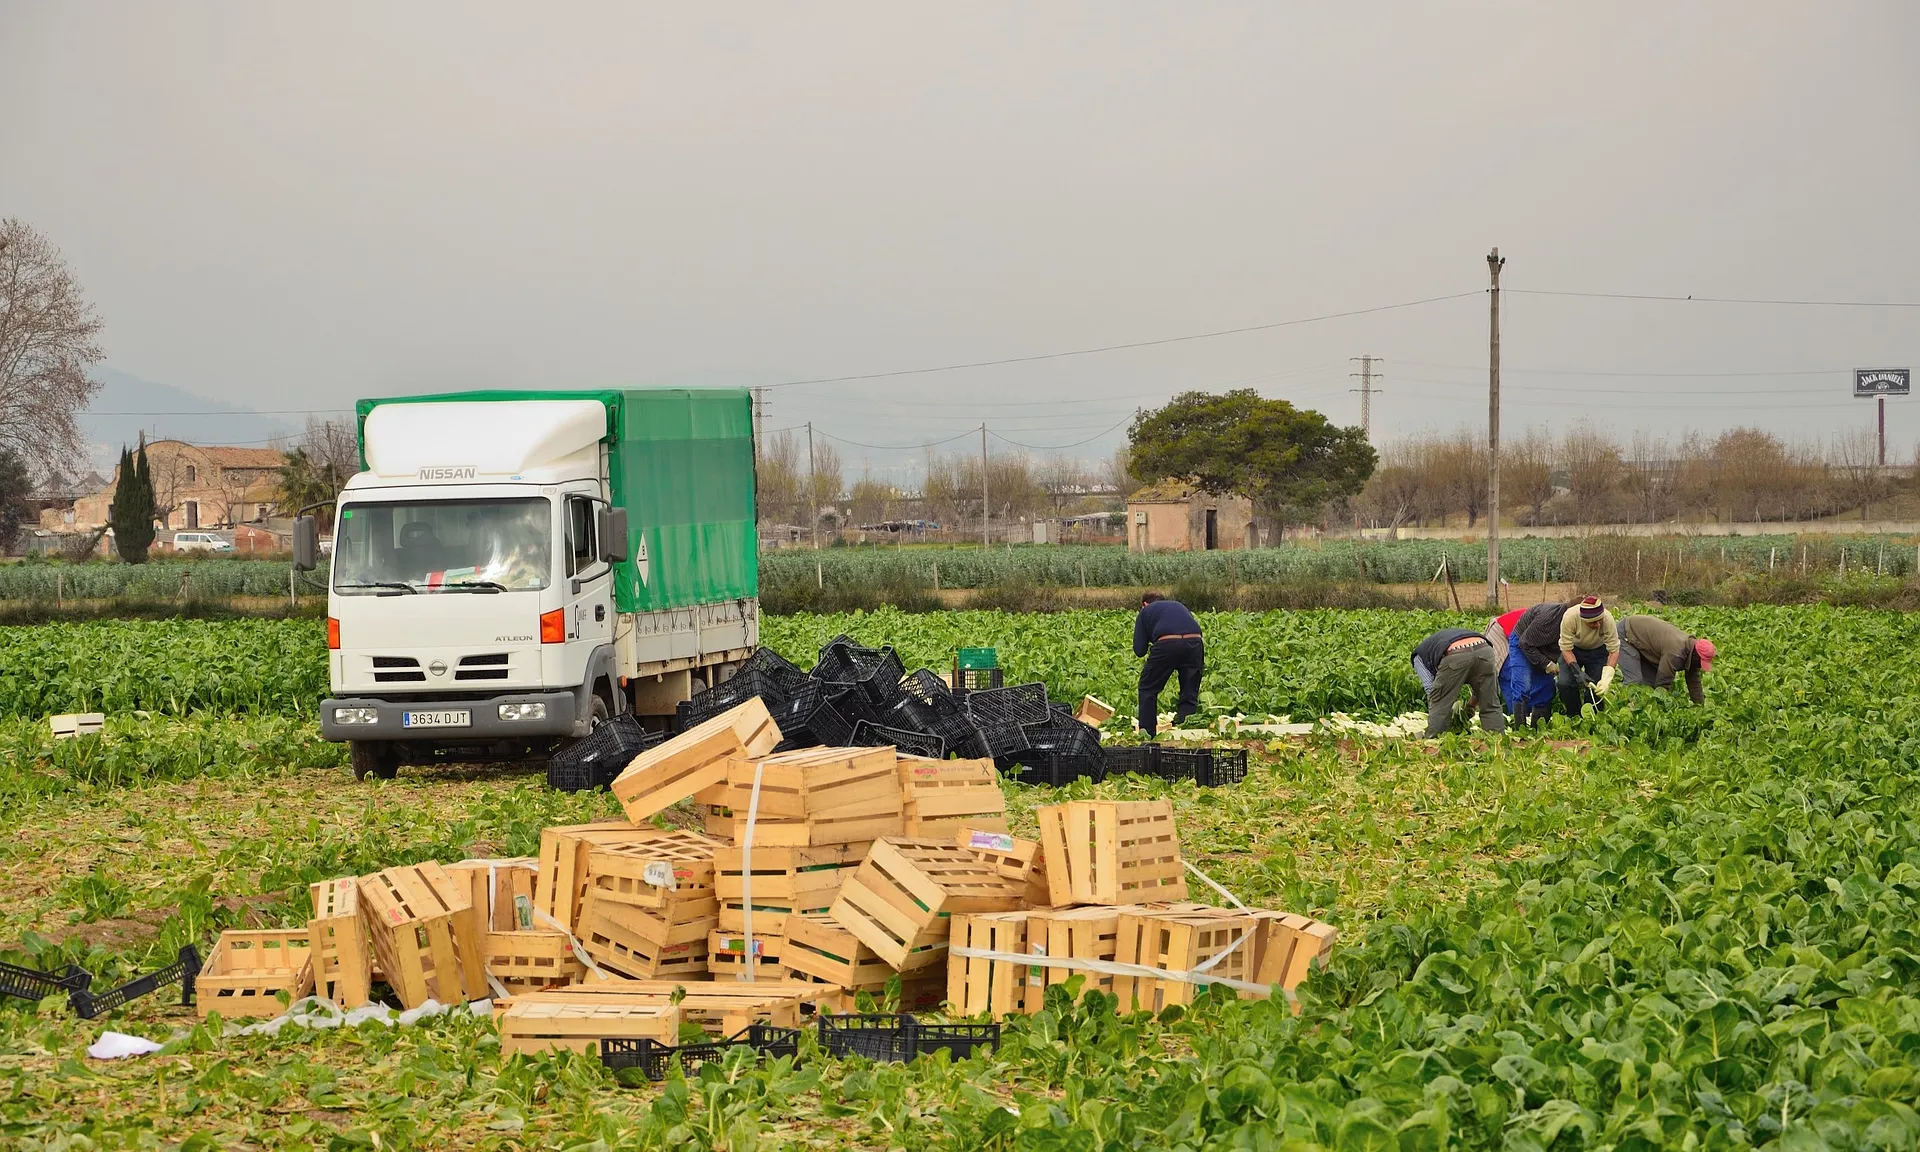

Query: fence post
[1079,561,1086,588]
[932,562,939,591]
[1840,548,1847,578]
[289,566,297,610]
[1635,550,1641,583]
[1769,547,1776,574]
[56,571,63,609]
[816,560,823,590]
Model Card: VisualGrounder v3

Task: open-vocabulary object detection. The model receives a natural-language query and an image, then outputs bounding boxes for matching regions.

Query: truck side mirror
[597,507,629,563]
[292,516,319,572]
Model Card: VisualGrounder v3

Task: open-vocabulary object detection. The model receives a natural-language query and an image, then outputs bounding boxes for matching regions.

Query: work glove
[1595,666,1615,694]
[1574,666,1592,686]
[1544,662,1559,675]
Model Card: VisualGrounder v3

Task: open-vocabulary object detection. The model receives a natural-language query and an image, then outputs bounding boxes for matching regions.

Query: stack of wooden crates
[193,694,1335,1049]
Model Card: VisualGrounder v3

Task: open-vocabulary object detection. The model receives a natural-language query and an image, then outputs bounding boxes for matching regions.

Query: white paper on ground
[88,1031,164,1059]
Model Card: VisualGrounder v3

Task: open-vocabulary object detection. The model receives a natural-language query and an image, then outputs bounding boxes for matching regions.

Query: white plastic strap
[738,760,767,982]
[946,945,1294,1004]
[1183,859,1247,909]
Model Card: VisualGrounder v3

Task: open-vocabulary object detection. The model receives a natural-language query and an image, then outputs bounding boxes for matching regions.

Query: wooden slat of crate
[576,888,713,980]
[510,980,834,1035]
[1025,906,1121,1012]
[706,930,789,980]
[701,805,735,840]
[198,929,316,1018]
[485,930,584,995]
[715,843,864,934]
[612,698,782,822]
[1111,906,1257,1013]
[829,837,1026,970]
[308,877,372,1008]
[536,823,665,934]
[726,746,903,820]
[948,912,1029,1019]
[585,830,725,909]
[498,999,680,1057]
[1037,800,1187,907]
[445,858,539,932]
[898,757,1003,816]
[955,826,1054,909]
[790,965,945,1014]
[782,912,895,989]
[358,862,486,1008]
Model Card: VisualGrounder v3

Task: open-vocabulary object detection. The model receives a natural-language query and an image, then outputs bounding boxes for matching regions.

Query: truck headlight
[499,703,547,722]
[333,707,379,725]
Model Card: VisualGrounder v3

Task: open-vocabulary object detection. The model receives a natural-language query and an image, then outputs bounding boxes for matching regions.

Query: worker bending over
[1557,595,1620,713]
[1411,627,1506,739]
[1133,591,1204,738]
[1618,614,1716,703]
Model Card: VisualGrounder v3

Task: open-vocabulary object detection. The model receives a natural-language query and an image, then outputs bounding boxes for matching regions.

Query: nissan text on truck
[295,389,758,779]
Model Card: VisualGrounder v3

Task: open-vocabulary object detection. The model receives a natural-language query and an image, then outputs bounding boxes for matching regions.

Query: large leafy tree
[1128,389,1376,531]
[110,440,156,563]
[276,418,360,514]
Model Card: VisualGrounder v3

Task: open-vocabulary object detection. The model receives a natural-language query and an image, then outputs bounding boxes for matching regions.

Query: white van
[172,532,234,553]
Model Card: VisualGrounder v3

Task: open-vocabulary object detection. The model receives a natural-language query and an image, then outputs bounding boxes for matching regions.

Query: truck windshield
[333,498,551,593]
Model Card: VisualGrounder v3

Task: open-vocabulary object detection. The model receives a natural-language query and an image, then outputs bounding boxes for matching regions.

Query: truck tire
[350,741,399,781]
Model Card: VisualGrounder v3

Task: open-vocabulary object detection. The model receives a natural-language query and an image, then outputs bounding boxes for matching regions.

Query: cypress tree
[110,440,157,563]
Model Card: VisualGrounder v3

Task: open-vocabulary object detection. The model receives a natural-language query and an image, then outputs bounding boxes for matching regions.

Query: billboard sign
[1855,368,1911,397]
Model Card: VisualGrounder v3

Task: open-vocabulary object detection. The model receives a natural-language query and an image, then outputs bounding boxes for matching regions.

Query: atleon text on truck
[293,389,759,780]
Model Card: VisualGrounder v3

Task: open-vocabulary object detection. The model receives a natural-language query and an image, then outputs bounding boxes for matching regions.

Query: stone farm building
[1125,481,1257,552]
[64,442,286,532]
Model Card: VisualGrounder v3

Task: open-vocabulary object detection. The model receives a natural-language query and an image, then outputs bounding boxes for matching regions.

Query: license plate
[402,710,471,728]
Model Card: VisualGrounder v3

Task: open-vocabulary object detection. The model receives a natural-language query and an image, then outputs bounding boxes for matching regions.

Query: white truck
[294,389,759,779]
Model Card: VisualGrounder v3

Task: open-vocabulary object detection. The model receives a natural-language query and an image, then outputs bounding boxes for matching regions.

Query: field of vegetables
[6,605,1920,1150]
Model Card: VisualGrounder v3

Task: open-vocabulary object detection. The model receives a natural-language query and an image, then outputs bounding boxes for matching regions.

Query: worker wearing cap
[1618,614,1716,703]
[1411,627,1506,738]
[1556,595,1620,712]
[1493,607,1557,726]
[1133,591,1204,738]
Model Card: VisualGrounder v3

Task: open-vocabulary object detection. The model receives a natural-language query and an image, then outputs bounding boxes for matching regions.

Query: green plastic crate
[956,647,999,671]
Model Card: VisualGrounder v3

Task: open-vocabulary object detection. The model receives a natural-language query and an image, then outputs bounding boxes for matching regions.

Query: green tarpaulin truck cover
[355,388,757,613]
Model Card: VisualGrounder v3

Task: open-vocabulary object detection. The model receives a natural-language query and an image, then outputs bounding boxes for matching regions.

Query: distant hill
[80,368,299,472]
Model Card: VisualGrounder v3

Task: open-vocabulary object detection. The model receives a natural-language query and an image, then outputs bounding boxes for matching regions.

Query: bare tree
[1561,422,1624,523]
[275,417,360,515]
[757,429,803,524]
[1502,428,1555,526]
[1038,457,1089,515]
[1829,427,1889,522]
[0,219,105,474]
[808,438,844,523]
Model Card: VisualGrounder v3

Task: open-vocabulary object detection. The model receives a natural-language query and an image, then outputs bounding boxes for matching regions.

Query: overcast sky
[4,1,1917,479]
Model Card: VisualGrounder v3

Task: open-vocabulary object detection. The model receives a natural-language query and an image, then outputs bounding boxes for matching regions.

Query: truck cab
[306,390,758,779]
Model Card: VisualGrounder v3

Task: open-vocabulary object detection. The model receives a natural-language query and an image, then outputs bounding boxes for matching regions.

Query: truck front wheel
[350,741,400,781]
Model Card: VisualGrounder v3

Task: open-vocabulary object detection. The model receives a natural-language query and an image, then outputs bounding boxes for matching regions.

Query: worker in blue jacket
[1133,591,1204,738]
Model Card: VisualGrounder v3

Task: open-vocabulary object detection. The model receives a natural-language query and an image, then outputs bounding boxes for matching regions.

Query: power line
[814,426,983,451]
[988,414,1135,451]
[1396,359,1848,379]
[760,291,1480,389]
[1511,288,1920,308]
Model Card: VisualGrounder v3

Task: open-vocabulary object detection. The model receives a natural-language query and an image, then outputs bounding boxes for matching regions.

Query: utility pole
[807,421,819,552]
[752,387,767,443]
[1349,356,1383,439]
[1879,395,1887,467]
[1486,248,1505,609]
[980,424,990,549]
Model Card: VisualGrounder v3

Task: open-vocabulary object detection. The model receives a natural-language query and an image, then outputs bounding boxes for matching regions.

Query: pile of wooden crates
[193,698,1335,1054]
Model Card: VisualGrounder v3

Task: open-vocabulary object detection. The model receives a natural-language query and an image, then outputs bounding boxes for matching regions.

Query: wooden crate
[611,698,782,823]
[358,862,487,1008]
[536,823,671,936]
[1074,695,1115,726]
[829,838,1027,970]
[485,930,585,996]
[948,911,1030,1019]
[1250,912,1337,1010]
[1036,800,1188,907]
[446,858,539,932]
[584,831,724,909]
[707,930,789,980]
[198,929,315,1019]
[722,746,905,846]
[308,877,372,1008]
[511,979,836,1035]
[701,805,735,840]
[716,843,865,935]
[1024,906,1121,1011]
[575,888,713,980]
[899,757,1007,838]
[498,998,680,1057]
[1112,905,1257,1013]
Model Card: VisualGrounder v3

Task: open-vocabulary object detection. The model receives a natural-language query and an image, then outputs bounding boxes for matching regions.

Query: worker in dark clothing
[1618,614,1716,703]
[1514,599,1575,684]
[1133,592,1204,738]
[1411,628,1506,738]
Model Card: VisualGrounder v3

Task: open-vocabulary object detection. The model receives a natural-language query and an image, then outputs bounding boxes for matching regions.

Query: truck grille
[372,656,426,683]
[455,653,511,681]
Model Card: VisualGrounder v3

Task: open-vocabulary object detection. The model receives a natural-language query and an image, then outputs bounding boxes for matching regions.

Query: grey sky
[4,1,1917,479]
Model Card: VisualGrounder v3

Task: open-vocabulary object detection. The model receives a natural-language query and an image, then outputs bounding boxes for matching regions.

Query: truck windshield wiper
[336,581,419,595]
[438,581,507,593]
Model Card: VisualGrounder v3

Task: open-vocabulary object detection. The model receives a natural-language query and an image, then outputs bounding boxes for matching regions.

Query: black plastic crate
[737,647,811,694]
[977,721,1031,759]
[548,714,662,792]
[852,721,945,760]
[949,666,1004,700]
[1100,745,1248,788]
[828,687,892,730]
[1000,720,1105,786]
[70,945,201,1019]
[601,1023,807,1082]
[738,1023,802,1060]
[1192,747,1249,787]
[913,1021,1001,1060]
[965,683,1051,728]
[819,1013,917,1062]
[770,681,856,749]
[811,642,907,707]
[891,701,990,760]
[0,960,90,1003]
